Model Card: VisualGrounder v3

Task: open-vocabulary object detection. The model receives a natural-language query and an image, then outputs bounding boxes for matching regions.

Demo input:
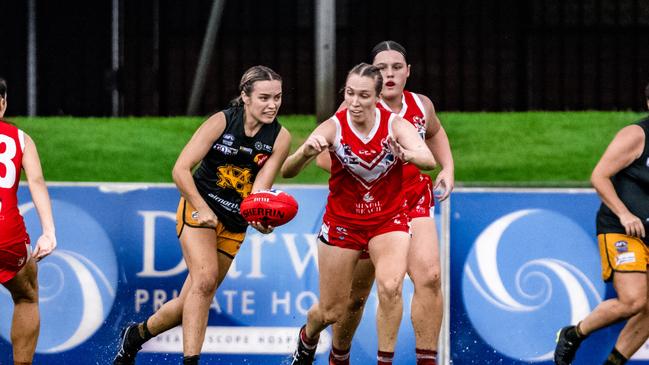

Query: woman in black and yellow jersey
[114,66,291,365]
[555,84,649,365]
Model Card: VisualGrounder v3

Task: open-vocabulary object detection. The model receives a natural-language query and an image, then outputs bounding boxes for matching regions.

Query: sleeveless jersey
[0,121,29,247]
[596,117,649,245]
[193,106,282,232]
[378,90,427,183]
[325,107,405,227]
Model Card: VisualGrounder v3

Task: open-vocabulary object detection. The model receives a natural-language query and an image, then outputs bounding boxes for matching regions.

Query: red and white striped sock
[329,346,350,365]
[377,350,394,365]
[299,326,319,349]
[416,348,437,365]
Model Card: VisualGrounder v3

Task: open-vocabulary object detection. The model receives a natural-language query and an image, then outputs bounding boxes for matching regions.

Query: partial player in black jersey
[555,84,649,365]
[113,66,291,365]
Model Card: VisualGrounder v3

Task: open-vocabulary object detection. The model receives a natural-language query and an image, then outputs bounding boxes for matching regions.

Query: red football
[240,189,299,227]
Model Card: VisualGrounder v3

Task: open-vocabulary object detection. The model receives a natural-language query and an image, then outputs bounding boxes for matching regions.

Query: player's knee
[376,278,403,303]
[189,273,219,297]
[619,296,646,317]
[411,266,441,292]
[319,301,347,325]
[347,294,369,312]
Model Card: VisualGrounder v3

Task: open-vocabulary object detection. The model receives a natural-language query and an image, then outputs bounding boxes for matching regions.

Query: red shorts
[319,211,410,252]
[0,241,31,284]
[404,174,435,219]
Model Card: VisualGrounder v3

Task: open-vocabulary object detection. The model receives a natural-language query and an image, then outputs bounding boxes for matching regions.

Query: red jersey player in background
[282,63,436,365]
[0,77,57,365]
[316,41,454,365]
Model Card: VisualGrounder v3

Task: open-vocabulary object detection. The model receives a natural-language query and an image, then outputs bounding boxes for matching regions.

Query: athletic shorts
[0,241,31,284]
[318,211,409,252]
[176,198,246,259]
[355,175,434,261]
[598,233,649,281]
[405,174,435,219]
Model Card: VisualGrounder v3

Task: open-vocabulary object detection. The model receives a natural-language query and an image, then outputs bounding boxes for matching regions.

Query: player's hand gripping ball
[240,189,299,227]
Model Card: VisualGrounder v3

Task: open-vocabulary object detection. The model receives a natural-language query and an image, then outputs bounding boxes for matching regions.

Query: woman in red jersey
[0,77,57,365]
[282,63,436,365]
[321,41,454,365]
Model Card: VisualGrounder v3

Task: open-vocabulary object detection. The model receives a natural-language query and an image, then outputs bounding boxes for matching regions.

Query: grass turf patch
[10,111,645,186]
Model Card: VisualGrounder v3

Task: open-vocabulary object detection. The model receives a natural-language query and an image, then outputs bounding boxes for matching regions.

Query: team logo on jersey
[254,153,269,167]
[214,144,238,156]
[335,138,397,189]
[358,149,376,156]
[340,143,359,165]
[254,141,273,153]
[362,192,374,203]
[239,146,253,155]
[216,165,253,197]
[335,226,348,240]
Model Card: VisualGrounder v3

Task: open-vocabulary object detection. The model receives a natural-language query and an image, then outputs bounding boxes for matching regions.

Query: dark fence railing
[1,0,648,116]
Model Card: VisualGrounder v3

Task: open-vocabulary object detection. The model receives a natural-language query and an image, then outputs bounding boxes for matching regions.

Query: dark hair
[370,40,407,63]
[645,82,649,101]
[346,63,383,96]
[230,65,282,106]
[0,78,6,99]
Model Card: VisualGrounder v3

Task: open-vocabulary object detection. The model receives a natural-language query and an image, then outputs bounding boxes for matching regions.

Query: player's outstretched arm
[390,116,436,170]
[281,119,335,178]
[22,133,56,260]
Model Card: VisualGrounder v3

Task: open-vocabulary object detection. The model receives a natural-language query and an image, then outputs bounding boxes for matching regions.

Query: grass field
[11,111,646,186]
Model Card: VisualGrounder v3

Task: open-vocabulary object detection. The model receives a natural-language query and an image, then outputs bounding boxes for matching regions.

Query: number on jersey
[0,134,17,189]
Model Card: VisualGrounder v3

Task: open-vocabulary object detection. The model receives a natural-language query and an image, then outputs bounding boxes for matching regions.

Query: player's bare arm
[22,133,56,260]
[252,126,291,192]
[591,124,646,238]
[172,112,227,227]
[282,119,335,178]
[391,116,436,170]
[421,93,454,200]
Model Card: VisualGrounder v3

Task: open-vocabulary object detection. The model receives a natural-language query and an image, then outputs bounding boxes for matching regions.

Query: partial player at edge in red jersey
[0,77,57,365]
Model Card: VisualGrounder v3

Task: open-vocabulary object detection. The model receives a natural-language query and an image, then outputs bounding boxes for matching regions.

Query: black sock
[604,348,627,365]
[141,318,154,340]
[125,324,147,349]
[183,355,200,365]
[565,326,585,342]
